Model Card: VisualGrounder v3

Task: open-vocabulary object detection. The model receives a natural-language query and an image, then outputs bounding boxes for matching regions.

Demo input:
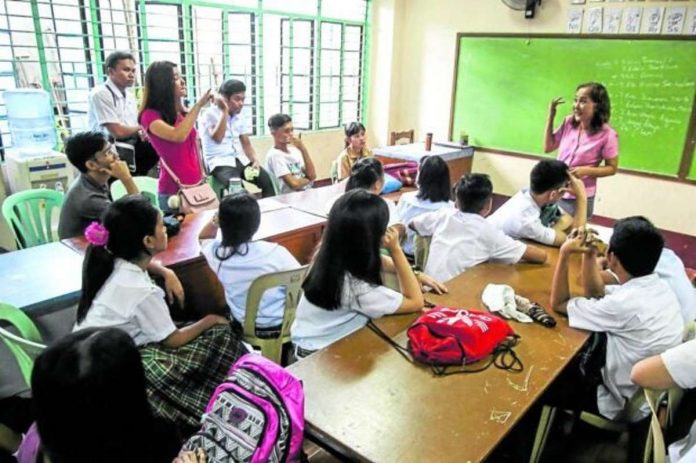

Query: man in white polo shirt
[87,51,158,176]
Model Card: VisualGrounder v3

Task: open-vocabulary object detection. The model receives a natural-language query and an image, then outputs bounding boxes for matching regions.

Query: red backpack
[369,306,522,375]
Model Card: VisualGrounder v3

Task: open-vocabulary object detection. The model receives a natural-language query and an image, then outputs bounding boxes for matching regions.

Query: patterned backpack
[184,354,305,462]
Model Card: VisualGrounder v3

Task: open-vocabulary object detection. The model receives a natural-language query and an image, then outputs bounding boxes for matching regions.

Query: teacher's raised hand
[548,96,566,118]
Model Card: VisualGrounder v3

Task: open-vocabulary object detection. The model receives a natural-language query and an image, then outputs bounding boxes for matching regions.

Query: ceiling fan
[502,0,542,19]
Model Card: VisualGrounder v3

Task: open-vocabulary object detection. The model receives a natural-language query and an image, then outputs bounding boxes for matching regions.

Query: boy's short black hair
[219,79,246,97]
[65,131,107,173]
[609,216,664,277]
[455,173,493,213]
[530,159,570,195]
[105,51,135,71]
[268,113,292,131]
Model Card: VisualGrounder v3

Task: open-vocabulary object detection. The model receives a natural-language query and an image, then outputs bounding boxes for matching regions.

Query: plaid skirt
[139,324,246,437]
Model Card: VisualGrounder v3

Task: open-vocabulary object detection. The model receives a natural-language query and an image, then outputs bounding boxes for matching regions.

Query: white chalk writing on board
[664,7,686,35]
[622,7,642,33]
[642,7,665,34]
[598,56,695,137]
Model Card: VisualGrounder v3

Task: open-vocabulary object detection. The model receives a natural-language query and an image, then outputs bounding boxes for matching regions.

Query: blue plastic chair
[1,189,64,249]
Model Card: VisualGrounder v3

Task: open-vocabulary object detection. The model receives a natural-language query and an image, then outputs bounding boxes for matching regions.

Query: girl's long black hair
[416,155,451,203]
[139,61,178,126]
[302,189,389,310]
[345,157,384,192]
[214,190,261,262]
[32,328,179,463]
[77,195,160,324]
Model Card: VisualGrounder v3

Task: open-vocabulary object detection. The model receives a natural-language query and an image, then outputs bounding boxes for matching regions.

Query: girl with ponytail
[73,195,245,435]
[199,190,300,336]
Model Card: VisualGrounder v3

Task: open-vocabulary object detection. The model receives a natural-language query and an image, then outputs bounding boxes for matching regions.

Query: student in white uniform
[488,159,587,247]
[396,155,454,256]
[550,217,684,421]
[409,173,547,283]
[73,195,244,435]
[602,246,696,324]
[632,339,696,462]
[291,189,447,358]
[265,113,317,194]
[199,190,301,336]
[326,157,402,229]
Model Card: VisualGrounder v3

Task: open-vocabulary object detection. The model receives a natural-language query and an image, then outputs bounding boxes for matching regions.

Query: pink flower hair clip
[85,221,109,247]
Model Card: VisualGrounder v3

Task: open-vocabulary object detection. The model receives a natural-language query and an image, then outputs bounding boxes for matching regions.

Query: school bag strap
[367,306,523,376]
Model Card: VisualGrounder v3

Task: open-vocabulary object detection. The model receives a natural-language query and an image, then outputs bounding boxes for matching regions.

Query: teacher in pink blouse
[544,82,619,218]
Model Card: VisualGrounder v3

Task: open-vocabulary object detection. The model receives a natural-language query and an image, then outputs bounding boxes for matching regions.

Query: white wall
[369,0,696,236]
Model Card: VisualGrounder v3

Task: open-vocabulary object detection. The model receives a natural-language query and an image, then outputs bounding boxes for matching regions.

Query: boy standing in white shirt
[488,159,587,247]
[410,173,547,282]
[199,79,276,197]
[264,114,317,194]
[550,217,683,421]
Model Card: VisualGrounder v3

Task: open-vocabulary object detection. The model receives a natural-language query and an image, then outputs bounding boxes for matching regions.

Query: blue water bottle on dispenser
[4,88,56,154]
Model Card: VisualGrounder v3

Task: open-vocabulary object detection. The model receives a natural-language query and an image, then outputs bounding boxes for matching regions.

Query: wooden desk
[61,200,326,319]
[0,242,83,315]
[374,142,474,186]
[287,248,589,462]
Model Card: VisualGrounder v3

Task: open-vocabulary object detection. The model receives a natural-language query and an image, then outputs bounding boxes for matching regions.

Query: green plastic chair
[1,189,64,249]
[0,303,46,388]
[110,177,160,210]
[207,175,226,199]
[242,265,309,365]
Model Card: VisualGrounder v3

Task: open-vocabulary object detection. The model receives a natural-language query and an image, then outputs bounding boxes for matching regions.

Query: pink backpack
[184,354,305,462]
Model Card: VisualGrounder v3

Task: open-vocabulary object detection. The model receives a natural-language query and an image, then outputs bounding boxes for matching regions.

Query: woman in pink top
[138,61,211,211]
[544,82,619,218]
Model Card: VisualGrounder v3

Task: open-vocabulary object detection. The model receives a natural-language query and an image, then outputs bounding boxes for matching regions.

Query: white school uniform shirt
[291,274,403,351]
[662,339,696,462]
[265,146,309,194]
[201,239,300,328]
[411,208,527,283]
[487,189,557,246]
[199,106,250,171]
[396,191,454,255]
[656,249,696,323]
[73,259,177,346]
[566,273,684,421]
[87,79,139,136]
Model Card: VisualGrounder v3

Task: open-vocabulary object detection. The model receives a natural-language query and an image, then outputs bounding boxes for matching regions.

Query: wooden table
[374,142,475,186]
[287,248,589,462]
[61,198,326,319]
[0,242,83,315]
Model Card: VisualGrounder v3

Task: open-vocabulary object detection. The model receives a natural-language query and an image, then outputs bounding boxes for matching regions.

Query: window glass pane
[344,51,360,75]
[343,76,359,101]
[344,26,362,52]
[293,21,312,48]
[342,101,358,125]
[264,0,317,16]
[320,49,340,75]
[321,0,366,22]
[319,102,338,128]
[321,22,340,50]
[293,102,310,130]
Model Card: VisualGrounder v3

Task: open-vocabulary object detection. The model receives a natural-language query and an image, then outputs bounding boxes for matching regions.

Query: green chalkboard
[450,36,696,178]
